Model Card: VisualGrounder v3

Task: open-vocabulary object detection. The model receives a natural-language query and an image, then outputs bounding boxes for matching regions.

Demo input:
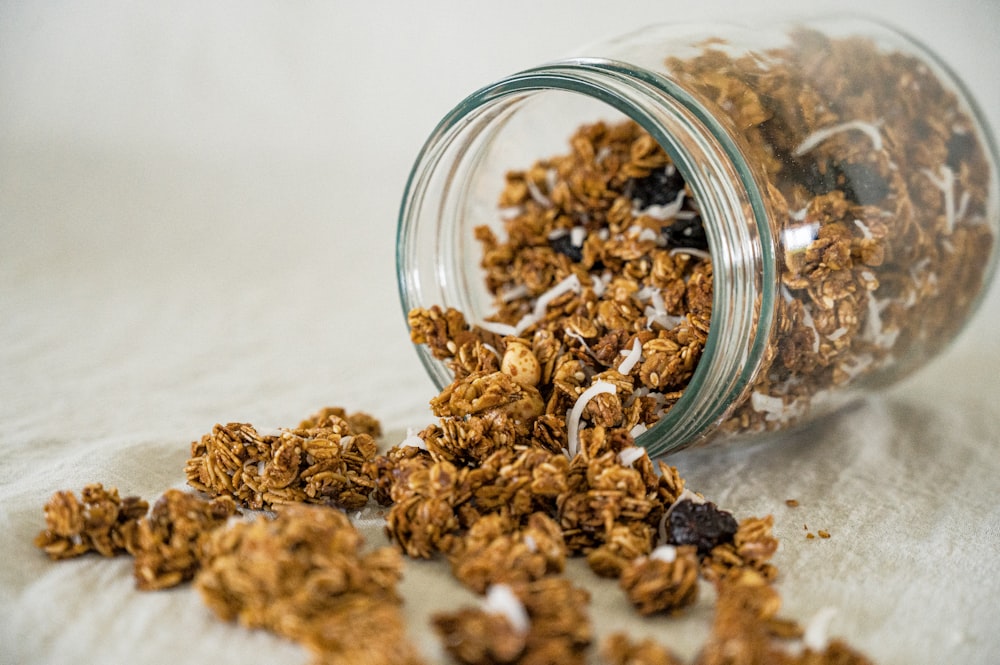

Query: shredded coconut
[566,380,617,457]
[617,338,643,375]
[524,178,551,208]
[669,247,711,260]
[750,391,786,417]
[399,428,427,450]
[617,446,646,468]
[649,545,678,563]
[639,190,686,220]
[921,165,958,234]
[629,423,648,439]
[803,606,839,652]
[794,119,884,156]
[570,226,587,247]
[483,584,530,635]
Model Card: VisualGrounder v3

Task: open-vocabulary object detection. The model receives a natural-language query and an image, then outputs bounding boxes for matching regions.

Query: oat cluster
[196,503,422,665]
[34,483,148,560]
[184,408,379,511]
[133,489,237,590]
[664,29,994,436]
[432,578,593,665]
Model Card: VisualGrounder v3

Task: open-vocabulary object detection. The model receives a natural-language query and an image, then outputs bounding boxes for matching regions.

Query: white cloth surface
[2,2,999,664]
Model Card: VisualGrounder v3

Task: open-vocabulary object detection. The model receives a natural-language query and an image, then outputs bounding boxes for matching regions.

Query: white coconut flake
[523,534,538,553]
[570,225,587,247]
[399,428,427,450]
[566,380,617,457]
[649,545,678,563]
[640,190,686,220]
[826,327,849,341]
[794,119,884,156]
[617,446,646,468]
[750,391,786,417]
[922,165,957,234]
[499,283,531,303]
[629,423,648,439]
[803,606,839,652]
[637,227,660,243]
[591,274,608,297]
[669,247,711,261]
[525,178,551,208]
[483,584,530,635]
[617,337,643,375]
[853,218,873,240]
[480,343,501,361]
[532,273,581,321]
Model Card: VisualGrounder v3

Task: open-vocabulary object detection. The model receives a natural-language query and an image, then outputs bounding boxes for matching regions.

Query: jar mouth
[397,58,777,456]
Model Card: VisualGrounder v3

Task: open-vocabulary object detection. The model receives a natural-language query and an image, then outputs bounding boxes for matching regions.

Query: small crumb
[785,499,799,508]
[818,530,831,539]
[806,533,815,540]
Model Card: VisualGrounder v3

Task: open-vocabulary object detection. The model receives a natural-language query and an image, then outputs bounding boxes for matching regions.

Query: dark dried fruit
[662,215,708,250]
[627,166,686,208]
[665,499,738,555]
[549,232,584,262]
[838,162,889,205]
[946,130,977,170]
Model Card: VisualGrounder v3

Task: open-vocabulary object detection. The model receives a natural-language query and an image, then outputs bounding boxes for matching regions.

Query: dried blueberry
[548,233,584,263]
[662,215,708,250]
[627,166,687,208]
[665,499,738,555]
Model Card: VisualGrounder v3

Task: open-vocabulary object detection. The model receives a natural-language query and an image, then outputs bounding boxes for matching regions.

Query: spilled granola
[34,483,148,560]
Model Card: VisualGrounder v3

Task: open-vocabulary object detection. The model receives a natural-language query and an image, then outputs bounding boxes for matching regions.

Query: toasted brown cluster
[601,632,684,665]
[432,578,593,665]
[619,545,700,616]
[195,503,423,665]
[133,489,237,590]
[184,411,379,511]
[665,29,994,437]
[34,483,148,559]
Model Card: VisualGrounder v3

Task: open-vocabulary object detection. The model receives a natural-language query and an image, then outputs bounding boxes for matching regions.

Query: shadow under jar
[397,16,999,457]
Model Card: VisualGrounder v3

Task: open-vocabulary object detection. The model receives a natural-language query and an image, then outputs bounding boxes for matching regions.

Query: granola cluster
[34,483,148,560]
[196,503,422,665]
[662,29,994,436]
[432,578,593,665]
[133,489,237,590]
[184,407,379,511]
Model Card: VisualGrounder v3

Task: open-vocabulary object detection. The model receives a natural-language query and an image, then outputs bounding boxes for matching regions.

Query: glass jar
[396,16,999,457]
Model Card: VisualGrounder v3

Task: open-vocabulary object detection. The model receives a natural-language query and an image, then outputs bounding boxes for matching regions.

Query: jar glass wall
[397,16,999,456]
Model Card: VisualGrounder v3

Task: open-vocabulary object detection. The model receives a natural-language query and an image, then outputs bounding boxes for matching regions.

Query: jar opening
[397,60,776,455]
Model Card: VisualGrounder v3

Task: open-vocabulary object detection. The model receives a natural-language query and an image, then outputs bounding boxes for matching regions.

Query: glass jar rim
[396,58,778,455]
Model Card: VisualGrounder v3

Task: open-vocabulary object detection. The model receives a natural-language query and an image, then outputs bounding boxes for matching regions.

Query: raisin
[801,159,840,196]
[665,499,738,555]
[946,130,976,170]
[838,162,889,205]
[626,166,686,208]
[662,215,708,250]
[549,233,584,262]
